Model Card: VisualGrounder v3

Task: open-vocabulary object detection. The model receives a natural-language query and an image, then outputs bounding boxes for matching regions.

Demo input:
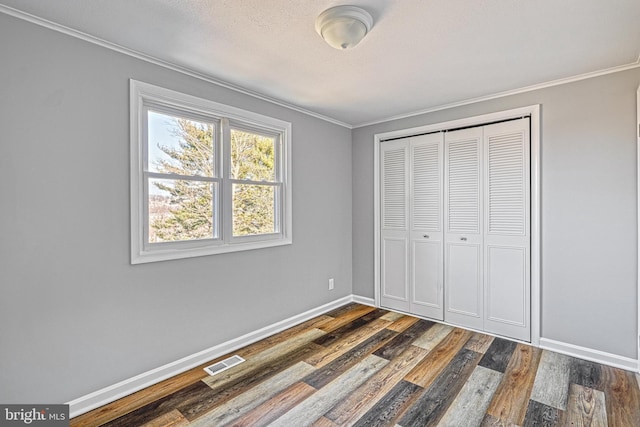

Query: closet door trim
[374,105,541,346]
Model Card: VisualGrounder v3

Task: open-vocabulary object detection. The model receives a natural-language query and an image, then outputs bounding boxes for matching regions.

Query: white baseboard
[68,294,362,418]
[67,297,639,418]
[352,295,375,307]
[539,337,639,372]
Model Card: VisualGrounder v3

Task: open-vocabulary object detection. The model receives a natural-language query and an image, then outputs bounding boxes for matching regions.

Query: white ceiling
[1,0,639,127]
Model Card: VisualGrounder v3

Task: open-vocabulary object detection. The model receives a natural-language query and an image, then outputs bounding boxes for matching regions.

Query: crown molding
[353,59,640,128]
[2,4,638,131]
[0,4,352,129]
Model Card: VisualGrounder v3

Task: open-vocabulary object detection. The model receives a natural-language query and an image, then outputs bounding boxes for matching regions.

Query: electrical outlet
[328,278,334,290]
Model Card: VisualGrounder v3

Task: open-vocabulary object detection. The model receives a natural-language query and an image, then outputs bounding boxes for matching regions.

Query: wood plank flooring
[71,304,640,427]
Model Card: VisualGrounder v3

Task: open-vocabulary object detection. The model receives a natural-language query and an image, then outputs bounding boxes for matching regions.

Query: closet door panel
[380,141,411,312]
[381,236,410,311]
[411,135,442,231]
[483,118,530,341]
[412,239,442,318]
[410,134,444,319]
[444,127,484,330]
[445,131,481,235]
[486,246,526,326]
[445,242,483,329]
[381,143,408,232]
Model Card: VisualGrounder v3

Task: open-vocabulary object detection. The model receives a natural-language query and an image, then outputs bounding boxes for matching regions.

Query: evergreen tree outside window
[130,80,292,264]
[147,111,217,243]
[229,127,278,237]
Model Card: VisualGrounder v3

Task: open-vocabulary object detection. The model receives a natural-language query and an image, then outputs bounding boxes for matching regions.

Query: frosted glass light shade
[315,6,373,50]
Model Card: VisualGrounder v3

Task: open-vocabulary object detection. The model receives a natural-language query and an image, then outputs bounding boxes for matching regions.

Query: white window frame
[130,80,292,264]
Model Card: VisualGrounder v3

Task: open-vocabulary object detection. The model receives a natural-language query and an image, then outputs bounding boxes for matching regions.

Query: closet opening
[373,105,540,345]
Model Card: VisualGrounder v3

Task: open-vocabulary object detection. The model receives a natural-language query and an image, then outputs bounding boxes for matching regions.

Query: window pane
[148,178,216,242]
[148,111,215,177]
[230,129,275,181]
[232,184,275,236]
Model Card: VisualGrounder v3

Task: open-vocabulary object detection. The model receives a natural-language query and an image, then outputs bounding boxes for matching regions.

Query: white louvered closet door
[381,134,444,317]
[380,117,530,341]
[483,118,530,341]
[444,127,485,330]
[380,140,411,313]
[410,133,444,320]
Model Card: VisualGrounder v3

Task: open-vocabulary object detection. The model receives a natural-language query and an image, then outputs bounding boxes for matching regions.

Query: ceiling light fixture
[315,5,373,50]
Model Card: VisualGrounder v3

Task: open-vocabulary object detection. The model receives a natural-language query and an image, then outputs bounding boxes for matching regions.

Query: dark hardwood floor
[71,303,640,426]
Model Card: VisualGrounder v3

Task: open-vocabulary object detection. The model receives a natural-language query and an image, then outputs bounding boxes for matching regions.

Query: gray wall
[1,7,638,406]
[353,67,640,359]
[0,14,352,403]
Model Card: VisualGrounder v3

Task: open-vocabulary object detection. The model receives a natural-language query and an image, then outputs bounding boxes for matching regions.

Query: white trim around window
[130,80,292,264]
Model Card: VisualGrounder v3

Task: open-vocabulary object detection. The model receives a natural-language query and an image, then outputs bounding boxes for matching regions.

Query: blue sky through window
[148,110,181,173]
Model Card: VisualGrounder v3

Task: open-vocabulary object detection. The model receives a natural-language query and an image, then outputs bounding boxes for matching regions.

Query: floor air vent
[204,355,245,376]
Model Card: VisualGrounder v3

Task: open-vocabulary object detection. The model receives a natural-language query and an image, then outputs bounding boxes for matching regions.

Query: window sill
[132,237,293,264]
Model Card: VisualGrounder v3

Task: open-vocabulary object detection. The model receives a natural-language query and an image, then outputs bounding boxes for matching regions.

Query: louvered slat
[488,132,525,234]
[412,142,440,231]
[447,138,479,233]
[382,147,406,229]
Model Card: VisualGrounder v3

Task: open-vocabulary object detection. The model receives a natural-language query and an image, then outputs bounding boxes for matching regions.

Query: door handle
[423,234,429,238]
[460,237,467,241]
